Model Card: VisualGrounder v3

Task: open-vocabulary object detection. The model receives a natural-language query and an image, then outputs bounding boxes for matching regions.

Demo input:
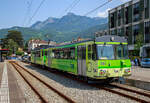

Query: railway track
[94,84,150,103]
[9,61,75,103]
[22,61,150,103]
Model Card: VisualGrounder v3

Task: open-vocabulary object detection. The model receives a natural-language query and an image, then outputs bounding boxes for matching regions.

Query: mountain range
[0,13,108,42]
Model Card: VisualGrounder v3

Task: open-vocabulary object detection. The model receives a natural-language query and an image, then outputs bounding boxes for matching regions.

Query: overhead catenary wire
[57,0,81,24]
[67,0,80,13]
[84,0,112,16]
[57,0,77,18]
[22,0,34,26]
[28,0,46,25]
[62,0,77,15]
[59,0,80,18]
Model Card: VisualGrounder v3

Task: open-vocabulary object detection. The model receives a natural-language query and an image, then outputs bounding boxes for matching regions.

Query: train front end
[90,36,131,80]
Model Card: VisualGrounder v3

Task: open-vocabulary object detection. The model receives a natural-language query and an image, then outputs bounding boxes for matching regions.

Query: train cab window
[97,45,114,60]
[115,45,128,59]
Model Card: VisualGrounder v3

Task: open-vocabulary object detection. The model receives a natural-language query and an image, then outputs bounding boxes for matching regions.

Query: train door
[34,51,36,63]
[44,50,48,66]
[48,49,51,67]
[77,45,86,76]
[41,49,44,65]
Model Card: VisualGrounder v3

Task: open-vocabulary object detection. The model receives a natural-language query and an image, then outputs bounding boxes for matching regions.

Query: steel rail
[10,61,47,103]
[93,85,149,103]
[11,61,76,103]
[24,61,150,103]
[109,84,150,98]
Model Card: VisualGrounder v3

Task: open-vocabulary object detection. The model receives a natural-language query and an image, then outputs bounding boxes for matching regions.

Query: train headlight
[125,69,131,73]
[100,70,106,75]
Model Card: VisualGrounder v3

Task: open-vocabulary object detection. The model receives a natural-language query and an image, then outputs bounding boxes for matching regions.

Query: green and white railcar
[31,35,131,80]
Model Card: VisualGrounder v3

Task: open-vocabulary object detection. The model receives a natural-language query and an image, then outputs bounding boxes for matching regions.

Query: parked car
[22,55,30,62]
[140,58,150,68]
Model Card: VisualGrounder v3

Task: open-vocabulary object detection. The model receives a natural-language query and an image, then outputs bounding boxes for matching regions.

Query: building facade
[94,30,109,38]
[109,0,150,45]
[28,39,56,52]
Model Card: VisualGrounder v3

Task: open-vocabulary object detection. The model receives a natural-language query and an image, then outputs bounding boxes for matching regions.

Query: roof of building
[0,49,9,51]
[28,39,48,44]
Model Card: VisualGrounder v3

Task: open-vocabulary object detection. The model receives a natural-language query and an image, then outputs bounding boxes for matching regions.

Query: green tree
[23,41,28,52]
[134,32,144,50]
[1,39,19,55]
[16,51,24,56]
[6,30,24,47]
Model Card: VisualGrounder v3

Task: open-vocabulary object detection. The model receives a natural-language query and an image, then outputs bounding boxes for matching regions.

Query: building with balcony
[28,39,56,52]
[108,0,150,47]
[94,30,109,38]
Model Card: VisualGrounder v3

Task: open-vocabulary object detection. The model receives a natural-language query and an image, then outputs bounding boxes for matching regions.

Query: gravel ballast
[16,61,139,103]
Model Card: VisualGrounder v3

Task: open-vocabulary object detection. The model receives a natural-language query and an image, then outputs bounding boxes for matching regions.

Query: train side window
[36,51,40,57]
[51,52,54,58]
[52,47,75,59]
[52,50,58,58]
[70,48,75,59]
[77,47,82,59]
[92,44,97,60]
[39,51,41,57]
[42,50,44,56]
[63,49,68,59]
[60,51,64,59]
[45,51,47,57]
[88,45,92,60]
[56,51,60,58]
[82,46,86,60]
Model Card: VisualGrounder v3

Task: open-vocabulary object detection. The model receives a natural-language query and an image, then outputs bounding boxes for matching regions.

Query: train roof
[32,35,127,51]
[33,45,54,51]
[54,39,93,48]
[95,35,127,42]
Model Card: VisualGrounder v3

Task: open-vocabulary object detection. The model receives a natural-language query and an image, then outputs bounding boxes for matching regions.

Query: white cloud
[97,8,111,18]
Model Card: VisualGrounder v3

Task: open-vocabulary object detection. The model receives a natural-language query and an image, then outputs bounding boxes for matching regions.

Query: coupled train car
[30,35,131,81]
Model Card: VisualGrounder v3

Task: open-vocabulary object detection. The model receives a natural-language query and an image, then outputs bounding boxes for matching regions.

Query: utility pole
[45,34,51,45]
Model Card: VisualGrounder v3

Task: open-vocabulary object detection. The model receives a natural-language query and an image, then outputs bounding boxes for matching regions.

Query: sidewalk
[125,66,150,90]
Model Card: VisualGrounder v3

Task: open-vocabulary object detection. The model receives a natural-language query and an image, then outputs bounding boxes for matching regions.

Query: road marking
[0,62,10,103]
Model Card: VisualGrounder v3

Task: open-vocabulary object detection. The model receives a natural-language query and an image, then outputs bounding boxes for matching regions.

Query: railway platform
[0,61,25,103]
[125,66,150,91]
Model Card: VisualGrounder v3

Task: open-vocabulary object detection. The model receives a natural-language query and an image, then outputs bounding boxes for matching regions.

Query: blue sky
[0,0,130,29]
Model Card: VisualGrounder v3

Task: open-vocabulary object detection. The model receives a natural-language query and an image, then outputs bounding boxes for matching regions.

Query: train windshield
[97,45,114,60]
[116,45,128,59]
[97,45,128,60]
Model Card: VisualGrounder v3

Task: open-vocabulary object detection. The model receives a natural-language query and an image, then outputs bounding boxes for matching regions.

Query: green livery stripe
[54,41,94,49]
[95,42,127,45]
[98,59,131,69]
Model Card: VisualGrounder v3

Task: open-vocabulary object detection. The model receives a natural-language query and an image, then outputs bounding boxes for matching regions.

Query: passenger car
[141,58,150,67]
